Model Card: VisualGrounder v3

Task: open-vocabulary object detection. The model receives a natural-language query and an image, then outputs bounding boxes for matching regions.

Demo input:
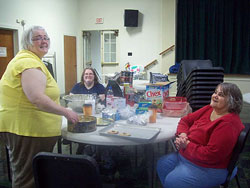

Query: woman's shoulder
[74,82,82,87]
[95,83,105,88]
[71,82,83,91]
[11,50,47,75]
[222,113,242,123]
[219,113,244,131]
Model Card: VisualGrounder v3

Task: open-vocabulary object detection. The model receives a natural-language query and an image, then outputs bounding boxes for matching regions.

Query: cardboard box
[145,82,173,112]
[113,97,126,109]
[138,101,152,108]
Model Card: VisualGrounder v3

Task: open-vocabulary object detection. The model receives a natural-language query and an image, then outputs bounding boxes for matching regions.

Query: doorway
[0,29,14,79]
[82,30,119,83]
[64,35,77,94]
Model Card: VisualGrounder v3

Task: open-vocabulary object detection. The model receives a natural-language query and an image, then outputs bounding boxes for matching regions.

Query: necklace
[210,110,229,121]
[84,82,94,90]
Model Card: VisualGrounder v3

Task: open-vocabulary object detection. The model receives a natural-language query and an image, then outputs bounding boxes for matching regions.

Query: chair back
[33,152,102,188]
[179,59,213,80]
[222,123,250,187]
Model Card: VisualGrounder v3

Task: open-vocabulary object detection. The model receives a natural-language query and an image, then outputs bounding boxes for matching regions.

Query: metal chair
[220,123,250,188]
[33,152,102,188]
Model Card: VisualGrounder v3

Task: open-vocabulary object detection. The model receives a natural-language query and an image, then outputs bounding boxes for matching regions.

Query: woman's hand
[178,133,188,139]
[175,135,190,150]
[64,109,79,124]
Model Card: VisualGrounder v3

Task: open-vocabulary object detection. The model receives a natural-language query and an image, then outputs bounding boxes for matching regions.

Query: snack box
[145,82,173,112]
[138,101,152,108]
[136,107,148,114]
[113,97,126,109]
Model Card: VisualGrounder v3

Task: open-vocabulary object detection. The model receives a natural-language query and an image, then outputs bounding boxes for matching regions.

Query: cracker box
[145,82,172,112]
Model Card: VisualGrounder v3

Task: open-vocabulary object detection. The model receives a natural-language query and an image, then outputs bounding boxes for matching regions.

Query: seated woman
[71,67,105,101]
[70,68,105,154]
[157,82,244,188]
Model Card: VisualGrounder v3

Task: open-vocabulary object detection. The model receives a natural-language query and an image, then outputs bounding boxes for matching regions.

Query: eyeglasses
[85,73,94,76]
[32,35,50,42]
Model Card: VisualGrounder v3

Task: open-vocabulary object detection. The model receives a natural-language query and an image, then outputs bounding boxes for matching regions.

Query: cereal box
[145,82,172,112]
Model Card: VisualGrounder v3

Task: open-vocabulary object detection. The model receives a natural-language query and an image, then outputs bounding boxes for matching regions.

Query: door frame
[82,29,120,83]
[0,25,21,55]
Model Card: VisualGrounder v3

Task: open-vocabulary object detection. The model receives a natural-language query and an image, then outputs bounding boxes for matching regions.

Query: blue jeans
[157,152,228,188]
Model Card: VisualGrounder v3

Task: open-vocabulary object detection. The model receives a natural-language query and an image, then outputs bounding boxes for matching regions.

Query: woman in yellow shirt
[0,26,79,188]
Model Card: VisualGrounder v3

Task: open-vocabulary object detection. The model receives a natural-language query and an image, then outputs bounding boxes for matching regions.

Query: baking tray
[99,124,161,141]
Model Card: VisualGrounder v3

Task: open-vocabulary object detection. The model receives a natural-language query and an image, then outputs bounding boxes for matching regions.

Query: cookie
[119,132,131,136]
[107,130,119,134]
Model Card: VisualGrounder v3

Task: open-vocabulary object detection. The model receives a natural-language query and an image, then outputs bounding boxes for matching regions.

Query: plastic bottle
[106,86,114,108]
[148,104,157,123]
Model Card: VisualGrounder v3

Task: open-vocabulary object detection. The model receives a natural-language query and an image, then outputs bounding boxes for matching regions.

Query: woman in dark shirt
[70,67,105,154]
[71,67,105,101]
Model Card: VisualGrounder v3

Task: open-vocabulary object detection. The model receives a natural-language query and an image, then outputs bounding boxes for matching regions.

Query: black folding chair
[33,152,102,188]
[220,123,250,188]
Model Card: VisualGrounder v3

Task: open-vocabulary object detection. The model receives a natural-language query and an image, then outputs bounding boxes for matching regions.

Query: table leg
[145,143,155,188]
[134,145,138,167]
[57,136,62,154]
[69,142,72,154]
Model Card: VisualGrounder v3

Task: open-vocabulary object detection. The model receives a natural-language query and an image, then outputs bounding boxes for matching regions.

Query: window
[101,31,118,65]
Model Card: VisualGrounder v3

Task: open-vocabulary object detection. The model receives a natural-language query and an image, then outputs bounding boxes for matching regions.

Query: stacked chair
[176,60,224,112]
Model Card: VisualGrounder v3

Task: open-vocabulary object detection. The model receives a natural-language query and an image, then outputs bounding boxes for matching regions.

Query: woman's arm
[176,105,211,135]
[21,68,79,124]
[182,122,239,165]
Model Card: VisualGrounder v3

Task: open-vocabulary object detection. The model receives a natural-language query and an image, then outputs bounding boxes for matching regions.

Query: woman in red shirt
[157,82,244,188]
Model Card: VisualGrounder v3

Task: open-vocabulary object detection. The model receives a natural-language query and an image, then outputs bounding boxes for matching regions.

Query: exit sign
[96,18,104,24]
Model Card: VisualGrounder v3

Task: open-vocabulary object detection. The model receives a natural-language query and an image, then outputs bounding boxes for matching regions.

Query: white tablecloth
[61,115,180,146]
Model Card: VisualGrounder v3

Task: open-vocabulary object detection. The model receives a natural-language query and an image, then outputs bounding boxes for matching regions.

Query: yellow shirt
[0,50,62,137]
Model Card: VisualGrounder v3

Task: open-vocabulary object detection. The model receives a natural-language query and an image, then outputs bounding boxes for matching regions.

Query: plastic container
[162,108,188,117]
[62,94,97,113]
[163,97,188,117]
[164,97,187,110]
[106,86,114,108]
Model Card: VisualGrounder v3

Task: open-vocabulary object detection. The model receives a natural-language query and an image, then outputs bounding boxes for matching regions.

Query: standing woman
[0,26,79,188]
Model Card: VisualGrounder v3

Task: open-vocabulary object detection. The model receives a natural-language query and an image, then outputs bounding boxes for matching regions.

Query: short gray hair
[21,26,49,50]
[216,82,243,114]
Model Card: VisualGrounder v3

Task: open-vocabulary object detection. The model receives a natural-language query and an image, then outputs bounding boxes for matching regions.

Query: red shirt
[176,105,244,168]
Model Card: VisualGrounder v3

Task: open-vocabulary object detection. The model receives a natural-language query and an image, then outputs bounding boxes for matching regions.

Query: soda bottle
[106,86,114,108]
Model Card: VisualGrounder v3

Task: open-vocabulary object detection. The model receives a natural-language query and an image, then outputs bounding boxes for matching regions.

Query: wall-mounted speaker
[124,9,138,27]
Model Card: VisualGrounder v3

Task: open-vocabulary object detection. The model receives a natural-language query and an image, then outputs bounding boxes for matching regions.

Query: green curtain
[176,0,250,74]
